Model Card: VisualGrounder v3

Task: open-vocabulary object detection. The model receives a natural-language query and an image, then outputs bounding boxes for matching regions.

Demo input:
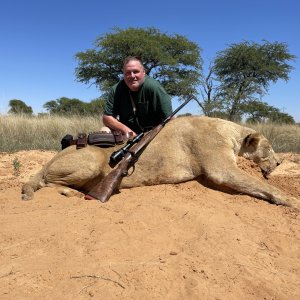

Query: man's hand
[102,115,137,137]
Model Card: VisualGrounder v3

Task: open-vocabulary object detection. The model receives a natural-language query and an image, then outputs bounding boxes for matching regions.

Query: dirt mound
[0,151,299,299]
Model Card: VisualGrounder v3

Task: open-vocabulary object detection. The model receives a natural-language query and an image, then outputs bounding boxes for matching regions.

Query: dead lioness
[22,116,299,209]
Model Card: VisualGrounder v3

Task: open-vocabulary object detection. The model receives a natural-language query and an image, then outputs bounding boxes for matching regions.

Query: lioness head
[240,133,280,178]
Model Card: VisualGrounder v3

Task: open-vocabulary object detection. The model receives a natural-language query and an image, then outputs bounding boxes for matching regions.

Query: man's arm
[102,115,137,137]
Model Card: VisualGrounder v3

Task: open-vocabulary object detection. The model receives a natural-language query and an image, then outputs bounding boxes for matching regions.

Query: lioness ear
[244,133,260,148]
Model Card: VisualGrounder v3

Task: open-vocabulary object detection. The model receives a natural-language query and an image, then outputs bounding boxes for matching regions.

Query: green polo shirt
[104,75,172,133]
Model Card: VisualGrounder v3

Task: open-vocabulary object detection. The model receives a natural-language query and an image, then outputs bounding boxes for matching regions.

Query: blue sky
[1,0,299,121]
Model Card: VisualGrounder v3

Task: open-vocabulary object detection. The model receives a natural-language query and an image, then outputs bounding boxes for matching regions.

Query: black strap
[129,91,144,132]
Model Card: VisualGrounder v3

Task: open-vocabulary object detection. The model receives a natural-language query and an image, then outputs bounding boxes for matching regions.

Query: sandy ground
[0,150,300,300]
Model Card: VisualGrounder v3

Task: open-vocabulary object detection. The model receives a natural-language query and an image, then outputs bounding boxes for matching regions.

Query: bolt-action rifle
[84,98,192,203]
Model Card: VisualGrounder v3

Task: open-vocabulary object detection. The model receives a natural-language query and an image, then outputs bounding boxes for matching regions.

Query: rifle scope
[109,132,144,167]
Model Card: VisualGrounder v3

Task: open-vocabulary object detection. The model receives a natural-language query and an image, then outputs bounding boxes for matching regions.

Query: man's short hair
[123,56,143,68]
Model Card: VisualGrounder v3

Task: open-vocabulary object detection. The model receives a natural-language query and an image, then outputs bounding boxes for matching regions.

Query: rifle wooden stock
[84,156,131,202]
[84,97,193,202]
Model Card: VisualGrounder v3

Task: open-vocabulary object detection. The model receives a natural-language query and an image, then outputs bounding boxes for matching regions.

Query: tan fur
[22,116,299,209]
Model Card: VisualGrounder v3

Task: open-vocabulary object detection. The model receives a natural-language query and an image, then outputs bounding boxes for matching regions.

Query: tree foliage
[43,97,105,116]
[75,27,203,100]
[212,41,296,121]
[8,99,33,115]
[241,100,270,122]
[267,108,295,124]
[241,100,295,124]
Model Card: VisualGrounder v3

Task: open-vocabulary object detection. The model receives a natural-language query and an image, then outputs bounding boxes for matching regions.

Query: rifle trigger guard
[126,165,135,177]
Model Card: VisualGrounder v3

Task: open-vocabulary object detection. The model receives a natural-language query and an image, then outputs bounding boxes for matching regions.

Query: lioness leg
[57,186,84,198]
[204,164,299,209]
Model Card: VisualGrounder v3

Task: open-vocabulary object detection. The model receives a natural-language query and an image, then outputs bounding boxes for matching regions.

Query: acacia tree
[43,97,105,116]
[241,100,294,124]
[267,108,295,124]
[75,27,202,100]
[213,41,296,121]
[43,97,85,115]
[8,99,33,115]
[198,63,225,117]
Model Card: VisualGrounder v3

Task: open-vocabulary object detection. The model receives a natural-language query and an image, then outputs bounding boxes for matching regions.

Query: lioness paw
[58,187,84,198]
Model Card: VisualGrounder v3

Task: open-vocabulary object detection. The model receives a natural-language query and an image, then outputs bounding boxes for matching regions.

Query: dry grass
[1,114,299,153]
[0,114,102,152]
[246,122,300,153]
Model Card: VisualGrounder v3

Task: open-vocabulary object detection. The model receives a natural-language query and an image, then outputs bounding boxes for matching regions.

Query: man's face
[123,60,146,91]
